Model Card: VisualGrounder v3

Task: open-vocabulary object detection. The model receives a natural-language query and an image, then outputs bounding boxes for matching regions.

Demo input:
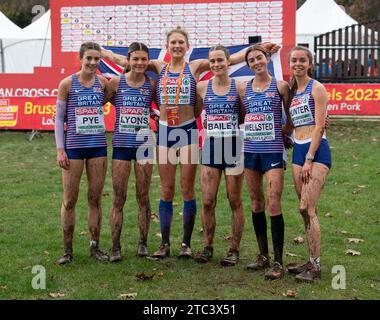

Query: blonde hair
[166,26,189,46]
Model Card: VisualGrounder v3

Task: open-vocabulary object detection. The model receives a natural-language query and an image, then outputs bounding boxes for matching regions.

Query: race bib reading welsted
[244,113,275,141]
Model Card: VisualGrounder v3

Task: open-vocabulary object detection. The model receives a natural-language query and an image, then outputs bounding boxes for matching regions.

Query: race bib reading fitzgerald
[159,76,191,105]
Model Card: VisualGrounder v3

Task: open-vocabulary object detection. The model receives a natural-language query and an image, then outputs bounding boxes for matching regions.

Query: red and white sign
[325,84,380,116]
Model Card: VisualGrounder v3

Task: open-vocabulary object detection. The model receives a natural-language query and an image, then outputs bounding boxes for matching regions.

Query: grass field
[0,120,379,300]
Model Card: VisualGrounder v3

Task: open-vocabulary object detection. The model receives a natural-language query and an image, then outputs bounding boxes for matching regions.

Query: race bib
[244,113,275,141]
[166,106,180,126]
[160,76,191,105]
[119,107,150,133]
[75,106,105,134]
[207,114,238,137]
[289,94,314,127]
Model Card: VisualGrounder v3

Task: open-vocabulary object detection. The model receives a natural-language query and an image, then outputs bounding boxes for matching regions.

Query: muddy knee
[62,199,77,212]
[113,193,126,211]
[203,197,216,212]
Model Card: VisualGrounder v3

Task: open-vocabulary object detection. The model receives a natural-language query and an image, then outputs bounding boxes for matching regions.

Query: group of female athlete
[54,27,331,283]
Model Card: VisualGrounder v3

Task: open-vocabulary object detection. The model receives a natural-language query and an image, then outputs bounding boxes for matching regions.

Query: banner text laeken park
[0,0,378,131]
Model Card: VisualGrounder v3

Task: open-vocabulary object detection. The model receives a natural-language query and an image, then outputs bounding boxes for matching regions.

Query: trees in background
[0,0,379,27]
[297,0,380,23]
[0,0,49,28]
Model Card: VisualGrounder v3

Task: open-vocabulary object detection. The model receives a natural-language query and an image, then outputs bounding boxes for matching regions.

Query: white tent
[0,11,23,37]
[0,10,51,73]
[296,0,357,51]
[0,11,24,72]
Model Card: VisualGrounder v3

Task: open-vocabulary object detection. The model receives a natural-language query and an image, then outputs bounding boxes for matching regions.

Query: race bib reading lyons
[207,114,238,137]
[75,106,105,134]
[289,94,314,127]
[159,76,191,105]
[119,107,150,133]
[244,113,275,141]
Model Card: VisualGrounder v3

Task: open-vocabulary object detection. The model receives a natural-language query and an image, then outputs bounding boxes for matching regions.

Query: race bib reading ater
[207,114,238,137]
[119,107,149,133]
[75,106,105,134]
[244,113,275,141]
[289,94,314,127]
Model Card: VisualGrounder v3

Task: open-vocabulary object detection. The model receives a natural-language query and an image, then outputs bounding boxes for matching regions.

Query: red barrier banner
[0,97,116,131]
[325,84,380,116]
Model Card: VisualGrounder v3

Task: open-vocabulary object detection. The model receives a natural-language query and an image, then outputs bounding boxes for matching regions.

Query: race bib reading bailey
[119,107,150,133]
[159,76,191,105]
[244,113,275,141]
[207,114,238,137]
[289,94,314,127]
[75,106,105,134]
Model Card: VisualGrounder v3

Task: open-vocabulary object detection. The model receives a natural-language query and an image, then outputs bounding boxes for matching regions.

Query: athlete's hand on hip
[57,148,70,170]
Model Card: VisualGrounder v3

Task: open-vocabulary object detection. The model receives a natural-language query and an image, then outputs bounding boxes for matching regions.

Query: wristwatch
[305,153,314,161]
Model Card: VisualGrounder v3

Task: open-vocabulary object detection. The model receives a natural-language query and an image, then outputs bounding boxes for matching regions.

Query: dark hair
[166,26,189,46]
[245,44,269,65]
[124,42,149,73]
[209,45,230,60]
[289,46,314,98]
[79,42,101,59]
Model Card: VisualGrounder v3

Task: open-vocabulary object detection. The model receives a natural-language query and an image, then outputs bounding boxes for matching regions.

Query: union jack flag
[99,44,283,81]
[99,44,283,142]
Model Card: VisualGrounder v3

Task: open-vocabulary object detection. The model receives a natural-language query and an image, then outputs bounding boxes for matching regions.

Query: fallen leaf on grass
[345,249,361,256]
[136,272,155,281]
[347,238,364,244]
[286,252,298,257]
[293,236,304,244]
[118,292,137,300]
[222,235,232,241]
[48,292,65,299]
[146,256,159,261]
[283,290,297,298]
